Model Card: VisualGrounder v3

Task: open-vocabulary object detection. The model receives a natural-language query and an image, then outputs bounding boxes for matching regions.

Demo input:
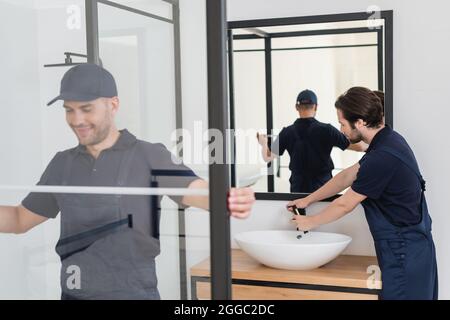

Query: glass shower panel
[0,0,87,299]
[98,2,176,145]
[96,0,210,300]
[232,39,268,193]
[0,0,211,300]
[103,0,172,20]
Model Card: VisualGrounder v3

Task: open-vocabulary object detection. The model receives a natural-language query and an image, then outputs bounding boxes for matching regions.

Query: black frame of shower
[206,0,233,300]
[228,11,393,194]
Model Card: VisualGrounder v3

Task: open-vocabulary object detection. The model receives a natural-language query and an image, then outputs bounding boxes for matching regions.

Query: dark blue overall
[57,143,161,300]
[364,147,438,300]
[289,123,333,193]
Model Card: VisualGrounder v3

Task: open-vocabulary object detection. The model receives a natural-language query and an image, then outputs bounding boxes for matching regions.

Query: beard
[348,129,363,144]
[72,120,111,146]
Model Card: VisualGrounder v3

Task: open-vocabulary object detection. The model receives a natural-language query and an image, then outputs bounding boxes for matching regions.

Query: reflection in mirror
[229,14,391,194]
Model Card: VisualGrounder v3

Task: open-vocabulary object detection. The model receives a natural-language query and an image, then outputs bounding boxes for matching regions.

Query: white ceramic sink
[234,230,352,270]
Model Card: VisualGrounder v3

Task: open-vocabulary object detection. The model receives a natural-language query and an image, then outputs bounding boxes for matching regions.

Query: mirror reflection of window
[232,38,268,191]
[230,19,385,193]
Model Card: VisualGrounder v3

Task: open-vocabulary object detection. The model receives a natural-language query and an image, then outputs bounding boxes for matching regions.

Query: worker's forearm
[305,169,352,204]
[0,206,21,234]
[182,179,209,210]
[311,198,351,227]
[182,195,209,211]
[260,144,275,162]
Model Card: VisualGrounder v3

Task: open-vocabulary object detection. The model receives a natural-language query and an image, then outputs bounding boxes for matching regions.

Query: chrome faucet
[287,205,309,238]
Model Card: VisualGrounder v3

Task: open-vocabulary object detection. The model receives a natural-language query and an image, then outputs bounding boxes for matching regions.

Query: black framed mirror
[227,11,393,200]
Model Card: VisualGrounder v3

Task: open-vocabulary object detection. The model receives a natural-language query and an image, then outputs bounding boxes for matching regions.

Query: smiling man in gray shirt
[0,64,255,300]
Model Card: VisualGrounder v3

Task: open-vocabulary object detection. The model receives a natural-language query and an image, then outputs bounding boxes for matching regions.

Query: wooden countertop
[191,249,381,290]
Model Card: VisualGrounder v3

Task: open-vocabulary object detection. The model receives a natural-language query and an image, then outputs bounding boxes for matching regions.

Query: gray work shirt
[22,129,199,239]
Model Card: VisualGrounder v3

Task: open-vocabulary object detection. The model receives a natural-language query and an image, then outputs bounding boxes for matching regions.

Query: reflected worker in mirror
[257,89,367,193]
[287,87,438,300]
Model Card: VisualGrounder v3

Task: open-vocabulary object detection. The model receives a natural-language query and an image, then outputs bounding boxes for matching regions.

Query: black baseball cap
[296,89,318,105]
[47,63,118,106]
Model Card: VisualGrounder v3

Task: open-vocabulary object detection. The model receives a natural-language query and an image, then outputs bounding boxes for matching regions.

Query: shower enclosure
[0,0,233,300]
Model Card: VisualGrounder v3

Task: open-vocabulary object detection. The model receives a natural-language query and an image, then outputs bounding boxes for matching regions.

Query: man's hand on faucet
[287,199,316,232]
[290,214,318,232]
[286,197,310,212]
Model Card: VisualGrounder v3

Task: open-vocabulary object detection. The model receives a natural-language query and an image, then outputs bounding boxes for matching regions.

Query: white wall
[0,1,46,300]
[228,0,450,299]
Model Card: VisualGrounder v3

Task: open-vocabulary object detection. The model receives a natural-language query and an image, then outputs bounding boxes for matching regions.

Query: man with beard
[0,64,255,299]
[287,87,438,300]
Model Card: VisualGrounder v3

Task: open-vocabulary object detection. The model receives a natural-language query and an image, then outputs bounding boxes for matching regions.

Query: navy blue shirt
[352,126,422,226]
[271,118,350,192]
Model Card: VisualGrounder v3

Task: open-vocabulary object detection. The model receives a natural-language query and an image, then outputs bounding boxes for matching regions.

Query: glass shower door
[93,0,212,300]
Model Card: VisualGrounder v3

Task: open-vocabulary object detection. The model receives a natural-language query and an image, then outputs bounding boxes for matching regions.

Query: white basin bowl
[234,230,352,270]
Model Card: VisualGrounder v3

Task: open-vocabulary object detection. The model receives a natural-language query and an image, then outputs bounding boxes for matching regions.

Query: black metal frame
[228,11,393,193]
[86,0,100,65]
[232,26,380,39]
[227,29,236,187]
[233,43,378,53]
[264,37,275,191]
[190,276,381,300]
[230,11,389,28]
[255,192,340,202]
[206,0,232,300]
[87,0,176,64]
[44,52,89,68]
[98,0,173,23]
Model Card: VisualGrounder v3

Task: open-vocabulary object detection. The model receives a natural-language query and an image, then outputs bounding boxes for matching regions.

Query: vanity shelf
[190,249,381,300]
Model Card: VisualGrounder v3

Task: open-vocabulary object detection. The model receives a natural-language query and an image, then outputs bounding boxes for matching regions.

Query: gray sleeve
[21,153,62,219]
[148,143,200,208]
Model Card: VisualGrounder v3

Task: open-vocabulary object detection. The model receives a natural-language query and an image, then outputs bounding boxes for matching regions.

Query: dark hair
[296,103,315,110]
[373,90,385,107]
[335,87,384,128]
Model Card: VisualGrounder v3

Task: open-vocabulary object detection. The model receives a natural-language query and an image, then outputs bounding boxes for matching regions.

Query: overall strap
[61,152,75,186]
[115,142,139,221]
[57,144,139,259]
[115,142,139,187]
[290,125,310,177]
[291,123,326,175]
[377,146,426,192]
